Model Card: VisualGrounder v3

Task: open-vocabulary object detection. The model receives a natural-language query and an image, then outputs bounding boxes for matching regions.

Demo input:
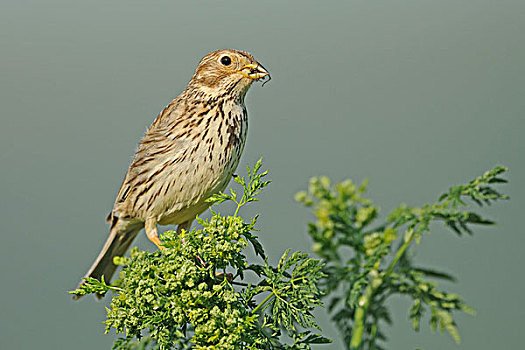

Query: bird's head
[188,49,270,101]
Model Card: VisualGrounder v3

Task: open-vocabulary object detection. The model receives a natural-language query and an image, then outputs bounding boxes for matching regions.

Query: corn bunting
[77,49,269,293]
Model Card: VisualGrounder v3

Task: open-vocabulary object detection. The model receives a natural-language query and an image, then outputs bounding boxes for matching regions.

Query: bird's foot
[150,236,166,250]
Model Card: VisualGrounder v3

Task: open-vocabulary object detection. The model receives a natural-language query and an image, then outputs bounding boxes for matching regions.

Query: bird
[76,49,269,295]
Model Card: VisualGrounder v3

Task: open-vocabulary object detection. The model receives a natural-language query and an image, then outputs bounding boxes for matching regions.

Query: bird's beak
[240,63,270,80]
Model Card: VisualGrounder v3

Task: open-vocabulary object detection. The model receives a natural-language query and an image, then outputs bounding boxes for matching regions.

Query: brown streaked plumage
[76,49,269,297]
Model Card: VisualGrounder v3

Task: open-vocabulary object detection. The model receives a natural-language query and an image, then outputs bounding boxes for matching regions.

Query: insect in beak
[240,63,270,84]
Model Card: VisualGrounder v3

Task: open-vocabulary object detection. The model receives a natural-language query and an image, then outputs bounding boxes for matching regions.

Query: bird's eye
[220,56,232,66]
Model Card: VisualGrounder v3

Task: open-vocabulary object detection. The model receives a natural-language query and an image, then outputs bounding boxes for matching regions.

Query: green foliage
[72,161,508,350]
[71,159,329,349]
[296,166,508,350]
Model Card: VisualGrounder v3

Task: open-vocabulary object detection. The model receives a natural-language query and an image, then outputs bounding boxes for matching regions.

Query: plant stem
[233,199,243,218]
[251,292,274,314]
[349,229,416,350]
[384,229,415,277]
[350,285,373,350]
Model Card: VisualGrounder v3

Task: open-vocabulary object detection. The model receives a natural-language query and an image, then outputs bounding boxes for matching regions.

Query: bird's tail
[74,222,140,300]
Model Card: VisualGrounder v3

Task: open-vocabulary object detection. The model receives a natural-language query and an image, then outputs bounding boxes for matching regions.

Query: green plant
[295,166,508,350]
[71,159,329,349]
[72,163,508,350]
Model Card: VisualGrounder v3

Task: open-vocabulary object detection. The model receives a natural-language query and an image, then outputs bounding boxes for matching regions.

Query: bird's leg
[176,219,209,267]
[175,220,232,282]
[177,219,193,244]
[145,218,165,250]
[176,220,193,234]
[176,219,232,281]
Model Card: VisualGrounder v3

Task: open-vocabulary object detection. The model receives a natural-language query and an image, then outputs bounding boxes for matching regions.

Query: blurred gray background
[1,0,523,349]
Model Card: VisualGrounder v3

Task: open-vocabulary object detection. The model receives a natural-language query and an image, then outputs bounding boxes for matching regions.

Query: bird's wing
[107,99,195,224]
